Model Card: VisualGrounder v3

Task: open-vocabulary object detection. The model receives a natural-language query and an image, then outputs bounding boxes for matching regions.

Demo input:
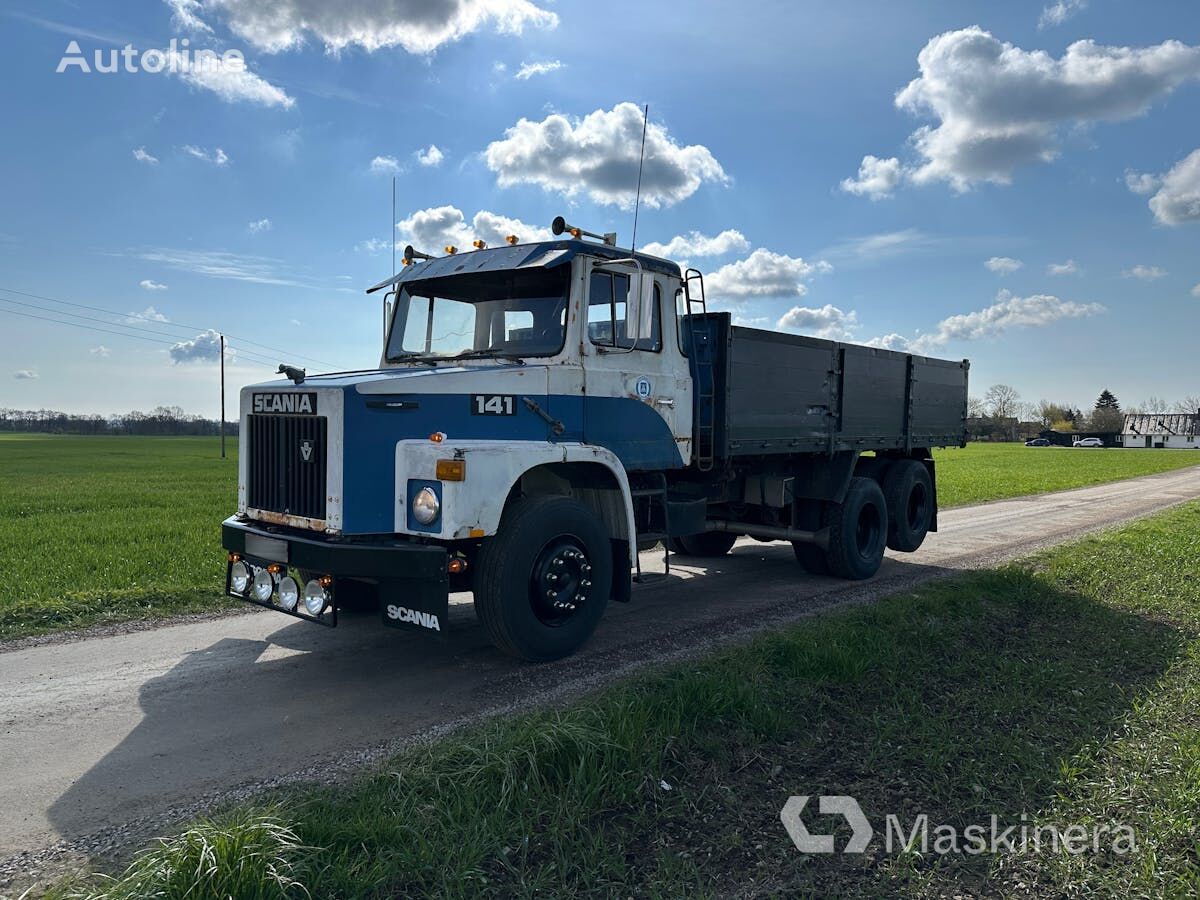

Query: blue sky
[1,0,1198,418]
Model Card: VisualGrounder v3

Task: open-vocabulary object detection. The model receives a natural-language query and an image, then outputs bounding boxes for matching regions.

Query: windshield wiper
[449,349,526,366]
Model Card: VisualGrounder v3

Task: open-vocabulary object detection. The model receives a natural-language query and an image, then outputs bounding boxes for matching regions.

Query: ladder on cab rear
[684,268,716,472]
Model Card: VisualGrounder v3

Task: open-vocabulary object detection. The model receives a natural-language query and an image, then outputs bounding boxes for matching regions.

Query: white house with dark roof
[1120,412,1200,449]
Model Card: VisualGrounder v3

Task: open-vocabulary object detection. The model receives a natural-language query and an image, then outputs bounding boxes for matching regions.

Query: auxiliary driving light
[412,486,441,525]
[230,560,251,595]
[277,576,300,611]
[251,568,275,602]
[303,579,329,616]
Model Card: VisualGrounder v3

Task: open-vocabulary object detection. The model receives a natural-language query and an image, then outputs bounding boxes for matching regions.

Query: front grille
[247,414,328,521]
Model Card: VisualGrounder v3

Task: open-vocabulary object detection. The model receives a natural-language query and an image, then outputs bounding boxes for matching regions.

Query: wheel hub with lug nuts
[531,538,591,626]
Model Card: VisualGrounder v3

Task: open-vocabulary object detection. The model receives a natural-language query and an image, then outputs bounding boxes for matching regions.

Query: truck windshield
[385,267,569,362]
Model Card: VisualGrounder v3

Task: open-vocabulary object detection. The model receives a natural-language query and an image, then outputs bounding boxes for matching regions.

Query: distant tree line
[0,406,238,436]
[967,386,1200,442]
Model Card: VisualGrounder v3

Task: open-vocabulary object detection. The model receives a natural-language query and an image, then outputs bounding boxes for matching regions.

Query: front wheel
[473,495,612,662]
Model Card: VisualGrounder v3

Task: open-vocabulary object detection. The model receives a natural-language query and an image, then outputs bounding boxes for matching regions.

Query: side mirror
[625,273,654,343]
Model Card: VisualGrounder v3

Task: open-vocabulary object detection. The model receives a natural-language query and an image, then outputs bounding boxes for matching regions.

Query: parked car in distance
[1025,438,1051,447]
[1073,437,1105,447]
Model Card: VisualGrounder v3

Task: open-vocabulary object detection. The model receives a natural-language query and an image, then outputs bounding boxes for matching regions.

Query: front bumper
[221,516,450,631]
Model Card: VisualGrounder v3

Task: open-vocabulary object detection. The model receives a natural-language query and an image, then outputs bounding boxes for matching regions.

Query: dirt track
[2,466,1198,882]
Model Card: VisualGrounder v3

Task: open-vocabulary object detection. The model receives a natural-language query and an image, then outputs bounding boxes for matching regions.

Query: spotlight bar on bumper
[225,555,338,627]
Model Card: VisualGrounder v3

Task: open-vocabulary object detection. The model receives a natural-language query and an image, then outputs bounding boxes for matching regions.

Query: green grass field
[50,502,1200,898]
[1,435,1197,641]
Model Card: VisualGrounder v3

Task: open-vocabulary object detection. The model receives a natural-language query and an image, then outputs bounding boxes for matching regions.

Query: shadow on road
[43,544,1051,848]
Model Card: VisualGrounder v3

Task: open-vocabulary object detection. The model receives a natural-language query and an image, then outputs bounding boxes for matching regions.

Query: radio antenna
[630,103,649,254]
[391,175,396,275]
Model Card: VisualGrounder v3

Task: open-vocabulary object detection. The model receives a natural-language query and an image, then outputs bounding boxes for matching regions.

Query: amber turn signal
[436,458,466,481]
[447,557,467,575]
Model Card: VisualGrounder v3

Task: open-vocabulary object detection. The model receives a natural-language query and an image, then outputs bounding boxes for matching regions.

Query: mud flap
[379,577,450,635]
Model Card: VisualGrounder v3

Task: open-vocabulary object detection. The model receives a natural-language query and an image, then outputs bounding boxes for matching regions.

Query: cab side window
[587,271,661,351]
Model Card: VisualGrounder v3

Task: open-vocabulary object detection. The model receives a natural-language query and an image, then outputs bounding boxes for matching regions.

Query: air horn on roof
[401,244,435,265]
[551,216,617,247]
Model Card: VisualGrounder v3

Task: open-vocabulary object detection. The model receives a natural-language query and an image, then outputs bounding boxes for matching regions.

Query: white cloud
[863,333,913,351]
[909,289,1103,353]
[370,155,401,175]
[183,145,229,165]
[819,229,944,264]
[1192,283,1200,298]
[850,28,1200,193]
[128,305,169,323]
[985,256,1023,274]
[169,329,225,364]
[139,279,169,292]
[166,50,294,108]
[356,237,395,254]
[196,0,558,54]
[134,248,314,287]
[1123,264,1167,280]
[12,369,38,380]
[840,155,904,199]
[165,0,213,33]
[1047,259,1079,275]
[133,146,159,165]
[484,102,728,209]
[1038,0,1086,29]
[705,249,832,300]
[515,59,563,80]
[1146,149,1200,225]
[395,205,554,251]
[776,304,859,340]
[415,144,444,167]
[640,230,749,259]
[248,217,272,233]
[90,345,112,357]
[1124,169,1160,195]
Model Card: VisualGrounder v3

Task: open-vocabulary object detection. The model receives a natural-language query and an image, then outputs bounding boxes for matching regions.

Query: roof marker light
[472,239,487,250]
[506,235,519,245]
[444,245,458,255]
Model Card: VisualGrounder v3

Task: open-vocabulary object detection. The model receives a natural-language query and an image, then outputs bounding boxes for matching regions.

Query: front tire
[473,495,612,662]
[825,476,888,580]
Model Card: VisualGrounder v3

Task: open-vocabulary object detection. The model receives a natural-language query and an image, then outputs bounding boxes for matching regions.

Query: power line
[0,305,280,368]
[0,285,348,369]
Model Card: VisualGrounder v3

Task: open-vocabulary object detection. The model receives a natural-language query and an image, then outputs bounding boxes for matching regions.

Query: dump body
[689,314,967,460]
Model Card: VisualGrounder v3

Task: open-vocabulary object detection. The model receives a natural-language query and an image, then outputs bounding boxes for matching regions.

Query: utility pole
[220,333,226,460]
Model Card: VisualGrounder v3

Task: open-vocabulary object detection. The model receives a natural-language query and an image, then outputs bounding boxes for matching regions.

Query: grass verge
[50,502,1200,898]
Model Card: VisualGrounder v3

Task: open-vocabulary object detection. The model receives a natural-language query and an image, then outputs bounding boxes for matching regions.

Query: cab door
[581,262,692,470]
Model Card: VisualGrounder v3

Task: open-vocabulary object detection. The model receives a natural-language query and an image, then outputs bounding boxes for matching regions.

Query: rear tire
[825,476,887,580]
[882,460,934,552]
[473,495,612,662]
[675,531,738,557]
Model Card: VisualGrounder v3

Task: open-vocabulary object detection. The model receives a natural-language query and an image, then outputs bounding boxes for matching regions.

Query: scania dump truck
[222,216,969,661]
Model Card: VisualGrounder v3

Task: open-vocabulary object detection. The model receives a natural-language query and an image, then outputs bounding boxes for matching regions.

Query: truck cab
[222,219,969,661]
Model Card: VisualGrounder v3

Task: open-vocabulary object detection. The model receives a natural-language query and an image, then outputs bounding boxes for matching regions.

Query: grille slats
[247,414,327,521]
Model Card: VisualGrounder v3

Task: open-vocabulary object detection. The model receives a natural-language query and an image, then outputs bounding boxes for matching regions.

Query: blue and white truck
[222,217,969,661]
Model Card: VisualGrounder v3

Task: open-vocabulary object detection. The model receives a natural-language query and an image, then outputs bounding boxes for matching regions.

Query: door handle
[655,398,675,408]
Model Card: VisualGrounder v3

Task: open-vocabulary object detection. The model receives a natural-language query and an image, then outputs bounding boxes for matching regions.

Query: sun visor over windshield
[365,243,575,294]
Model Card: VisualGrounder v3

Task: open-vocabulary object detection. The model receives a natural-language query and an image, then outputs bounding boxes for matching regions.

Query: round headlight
[230,561,251,594]
[277,576,299,611]
[251,568,275,602]
[412,486,440,525]
[303,579,329,616]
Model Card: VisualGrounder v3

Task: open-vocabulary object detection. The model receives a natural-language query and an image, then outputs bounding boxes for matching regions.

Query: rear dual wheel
[793,476,888,581]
